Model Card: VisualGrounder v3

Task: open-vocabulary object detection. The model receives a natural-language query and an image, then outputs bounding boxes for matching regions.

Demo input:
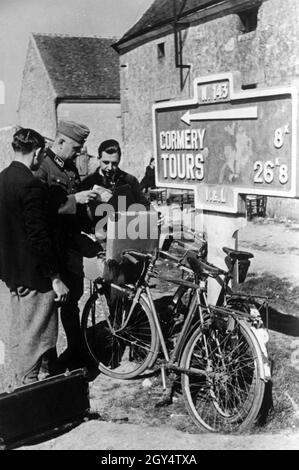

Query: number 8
[279,165,288,184]
[274,129,284,149]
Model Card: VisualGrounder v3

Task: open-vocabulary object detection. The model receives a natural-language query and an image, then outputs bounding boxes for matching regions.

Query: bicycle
[81,246,270,432]
[160,234,271,365]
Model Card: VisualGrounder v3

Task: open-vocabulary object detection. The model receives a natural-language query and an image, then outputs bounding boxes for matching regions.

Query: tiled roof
[116,0,221,45]
[115,0,262,50]
[33,33,120,100]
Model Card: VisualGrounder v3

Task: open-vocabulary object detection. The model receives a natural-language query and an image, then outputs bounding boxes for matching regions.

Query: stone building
[113,0,299,217]
[18,33,121,173]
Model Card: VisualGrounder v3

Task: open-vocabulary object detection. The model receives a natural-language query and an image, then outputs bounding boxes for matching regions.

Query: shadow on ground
[9,411,101,450]
[258,303,299,337]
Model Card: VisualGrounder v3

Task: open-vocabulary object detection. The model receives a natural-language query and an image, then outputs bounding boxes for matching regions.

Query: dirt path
[19,420,299,450]
[239,219,299,285]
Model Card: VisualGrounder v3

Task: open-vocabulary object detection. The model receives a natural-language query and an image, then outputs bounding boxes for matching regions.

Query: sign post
[153,72,298,302]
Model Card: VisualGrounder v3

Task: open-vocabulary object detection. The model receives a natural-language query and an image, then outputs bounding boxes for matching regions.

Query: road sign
[153,72,298,213]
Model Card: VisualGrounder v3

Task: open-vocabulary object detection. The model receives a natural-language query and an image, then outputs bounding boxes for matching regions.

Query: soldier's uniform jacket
[35,148,92,275]
[35,147,80,216]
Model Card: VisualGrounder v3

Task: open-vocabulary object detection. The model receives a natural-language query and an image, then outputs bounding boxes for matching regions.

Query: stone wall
[17,37,57,139]
[266,197,299,221]
[119,0,299,189]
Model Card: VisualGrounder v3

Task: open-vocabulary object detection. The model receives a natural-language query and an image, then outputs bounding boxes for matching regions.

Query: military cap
[57,120,90,144]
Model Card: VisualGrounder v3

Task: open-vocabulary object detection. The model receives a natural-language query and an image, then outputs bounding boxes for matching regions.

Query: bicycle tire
[180,316,265,433]
[81,286,159,379]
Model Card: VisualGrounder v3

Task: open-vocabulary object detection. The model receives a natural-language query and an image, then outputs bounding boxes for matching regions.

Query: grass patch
[241,274,299,318]
[238,275,299,432]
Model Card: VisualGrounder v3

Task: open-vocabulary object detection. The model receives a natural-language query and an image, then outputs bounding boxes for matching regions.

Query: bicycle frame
[144,256,220,380]
[91,243,271,384]
[83,243,272,432]
[92,262,209,382]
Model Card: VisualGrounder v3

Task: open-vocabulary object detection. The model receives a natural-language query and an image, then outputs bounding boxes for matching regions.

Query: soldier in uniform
[35,120,99,371]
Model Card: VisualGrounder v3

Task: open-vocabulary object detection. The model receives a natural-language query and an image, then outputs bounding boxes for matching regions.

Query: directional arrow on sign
[181,106,258,125]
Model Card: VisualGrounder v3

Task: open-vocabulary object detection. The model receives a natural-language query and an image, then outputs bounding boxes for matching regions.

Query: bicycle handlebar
[122,252,140,265]
[122,250,152,263]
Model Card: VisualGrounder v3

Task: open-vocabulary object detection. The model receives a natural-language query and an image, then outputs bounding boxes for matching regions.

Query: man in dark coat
[0,128,69,386]
[80,139,155,247]
[80,139,153,296]
[80,139,150,210]
[35,120,99,371]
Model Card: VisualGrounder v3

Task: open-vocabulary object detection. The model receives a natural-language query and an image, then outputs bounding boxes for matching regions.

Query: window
[238,7,259,34]
[157,42,165,59]
[242,83,257,90]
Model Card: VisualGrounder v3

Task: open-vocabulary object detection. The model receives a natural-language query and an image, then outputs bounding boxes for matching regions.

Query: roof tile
[117,0,221,45]
[33,33,120,100]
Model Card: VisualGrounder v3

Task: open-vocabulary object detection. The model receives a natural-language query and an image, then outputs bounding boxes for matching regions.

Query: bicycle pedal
[154,391,173,408]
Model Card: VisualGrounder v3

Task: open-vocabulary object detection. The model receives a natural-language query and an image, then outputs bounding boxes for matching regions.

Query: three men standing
[0,121,152,385]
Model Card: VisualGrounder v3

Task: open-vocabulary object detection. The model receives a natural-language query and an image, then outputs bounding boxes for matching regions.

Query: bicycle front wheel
[181,317,265,433]
[81,286,159,379]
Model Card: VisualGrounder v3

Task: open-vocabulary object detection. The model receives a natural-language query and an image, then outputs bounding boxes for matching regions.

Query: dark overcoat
[0,161,58,291]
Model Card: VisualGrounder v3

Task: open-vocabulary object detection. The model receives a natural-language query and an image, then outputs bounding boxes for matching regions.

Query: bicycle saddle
[222,247,254,260]
[187,256,226,278]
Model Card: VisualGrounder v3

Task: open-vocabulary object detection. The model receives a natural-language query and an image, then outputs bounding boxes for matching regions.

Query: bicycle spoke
[82,291,158,379]
[181,320,265,432]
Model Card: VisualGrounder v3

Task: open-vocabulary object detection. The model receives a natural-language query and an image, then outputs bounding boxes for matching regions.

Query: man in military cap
[35,120,99,371]
[36,120,97,210]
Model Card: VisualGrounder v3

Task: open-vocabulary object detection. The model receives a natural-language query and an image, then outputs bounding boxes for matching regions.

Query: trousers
[60,269,85,364]
[9,286,57,386]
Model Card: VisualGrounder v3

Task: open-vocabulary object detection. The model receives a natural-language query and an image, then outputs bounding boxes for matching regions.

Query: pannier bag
[224,255,250,284]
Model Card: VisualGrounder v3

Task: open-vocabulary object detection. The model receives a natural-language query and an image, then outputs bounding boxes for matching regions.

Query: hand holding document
[92,184,112,203]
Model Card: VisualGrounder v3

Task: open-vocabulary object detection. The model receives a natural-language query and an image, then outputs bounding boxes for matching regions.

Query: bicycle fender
[247,323,272,381]
[140,292,161,362]
[238,320,270,382]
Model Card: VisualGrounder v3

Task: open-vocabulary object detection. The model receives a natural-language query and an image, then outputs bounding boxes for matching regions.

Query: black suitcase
[0,369,90,449]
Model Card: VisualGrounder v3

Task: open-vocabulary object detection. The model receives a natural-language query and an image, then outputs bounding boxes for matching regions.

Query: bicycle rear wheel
[181,317,265,432]
[81,285,159,379]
